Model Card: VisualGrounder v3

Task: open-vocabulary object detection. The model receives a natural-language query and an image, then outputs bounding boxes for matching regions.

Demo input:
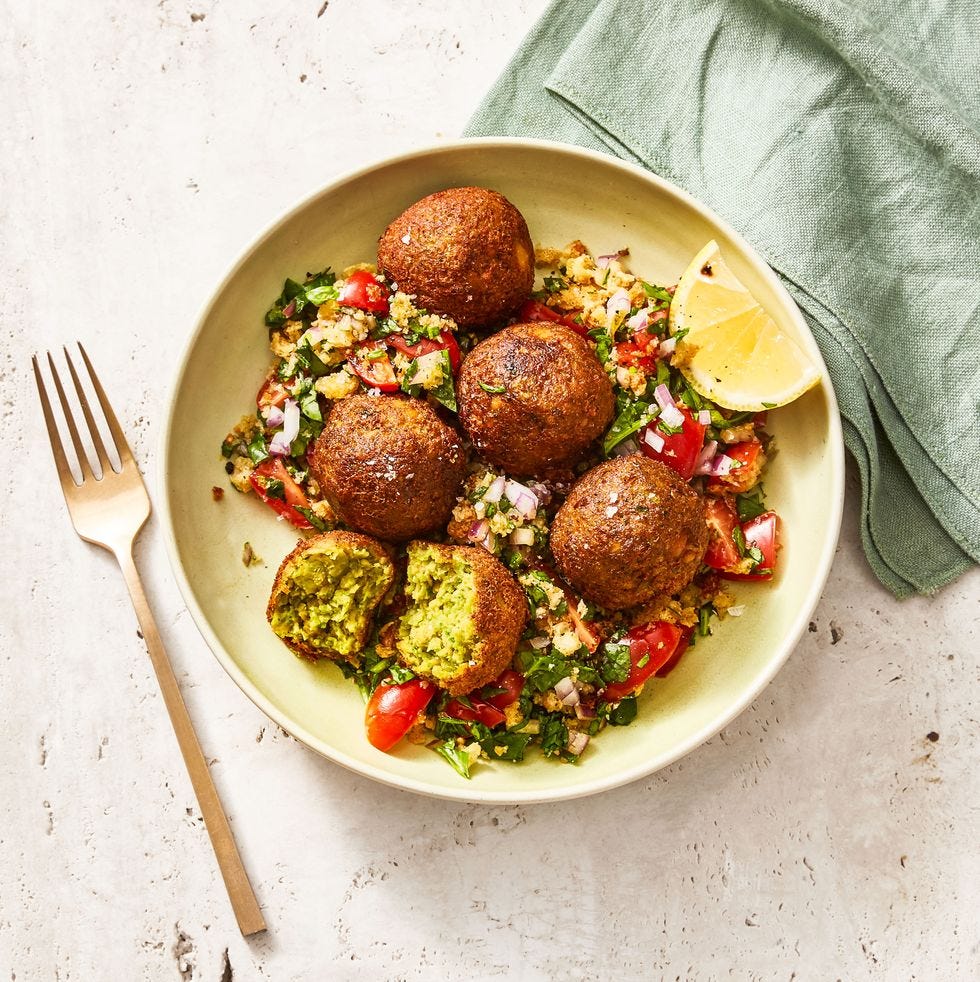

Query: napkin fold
[464,0,980,597]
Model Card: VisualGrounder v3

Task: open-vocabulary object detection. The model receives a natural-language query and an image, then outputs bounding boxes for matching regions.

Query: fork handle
[116,545,267,936]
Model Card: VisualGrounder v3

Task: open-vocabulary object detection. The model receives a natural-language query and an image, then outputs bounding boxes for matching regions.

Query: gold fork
[33,343,266,937]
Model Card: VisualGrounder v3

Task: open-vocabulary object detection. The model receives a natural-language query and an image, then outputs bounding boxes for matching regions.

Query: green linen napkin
[464,0,980,597]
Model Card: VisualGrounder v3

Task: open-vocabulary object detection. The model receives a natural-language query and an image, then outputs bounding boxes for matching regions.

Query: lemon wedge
[668,241,820,411]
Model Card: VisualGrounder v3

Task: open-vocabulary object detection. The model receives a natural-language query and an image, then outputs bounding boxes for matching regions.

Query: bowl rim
[159,136,845,804]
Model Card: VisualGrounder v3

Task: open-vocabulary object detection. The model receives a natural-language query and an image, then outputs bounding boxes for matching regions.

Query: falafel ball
[308,394,467,542]
[395,541,527,696]
[457,321,615,477]
[377,187,533,326]
[550,455,708,611]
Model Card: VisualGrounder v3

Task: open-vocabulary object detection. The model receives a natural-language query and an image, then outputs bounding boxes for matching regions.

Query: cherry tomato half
[348,340,400,392]
[720,511,779,582]
[248,458,314,529]
[365,677,436,751]
[703,496,742,571]
[482,670,524,711]
[706,439,764,495]
[639,405,706,480]
[517,299,588,337]
[338,269,391,315]
[602,621,685,702]
[445,697,506,729]
[387,329,462,374]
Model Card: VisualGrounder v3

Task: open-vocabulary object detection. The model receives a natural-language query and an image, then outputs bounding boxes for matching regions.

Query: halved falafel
[267,531,396,662]
[395,541,527,696]
[457,322,615,477]
[377,187,533,326]
[550,455,708,611]
[308,394,467,542]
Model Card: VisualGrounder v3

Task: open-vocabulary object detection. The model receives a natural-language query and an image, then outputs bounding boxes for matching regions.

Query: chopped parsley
[479,381,507,394]
[265,268,337,326]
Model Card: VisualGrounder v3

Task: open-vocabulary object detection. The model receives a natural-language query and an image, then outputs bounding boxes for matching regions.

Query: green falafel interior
[269,538,392,660]
[396,543,478,684]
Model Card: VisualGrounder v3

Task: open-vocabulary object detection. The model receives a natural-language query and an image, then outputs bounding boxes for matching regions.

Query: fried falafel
[457,321,615,478]
[377,187,533,326]
[550,455,708,611]
[394,541,527,695]
[308,394,467,542]
[266,531,396,662]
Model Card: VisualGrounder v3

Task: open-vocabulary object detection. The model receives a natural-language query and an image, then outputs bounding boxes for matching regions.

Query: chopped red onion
[561,689,581,708]
[627,309,649,332]
[554,677,576,700]
[269,398,300,456]
[281,299,296,319]
[483,475,506,503]
[504,480,539,519]
[468,519,489,543]
[694,440,719,475]
[643,427,665,453]
[303,325,328,343]
[480,531,497,553]
[263,405,285,428]
[529,635,551,649]
[528,481,552,506]
[653,383,675,411]
[708,453,735,476]
[698,409,712,426]
[566,731,590,756]
[596,249,627,269]
[660,404,685,429]
[658,336,677,357]
[509,527,535,547]
[605,289,631,319]
[727,604,746,617]
[649,308,668,326]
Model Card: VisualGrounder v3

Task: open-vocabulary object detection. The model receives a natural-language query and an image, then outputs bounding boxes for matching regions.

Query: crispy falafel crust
[550,455,708,611]
[266,531,396,663]
[377,187,534,326]
[308,394,468,543]
[396,542,528,696]
[457,321,615,477]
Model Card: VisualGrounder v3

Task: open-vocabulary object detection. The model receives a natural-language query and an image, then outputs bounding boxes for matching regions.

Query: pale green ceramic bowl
[161,139,844,803]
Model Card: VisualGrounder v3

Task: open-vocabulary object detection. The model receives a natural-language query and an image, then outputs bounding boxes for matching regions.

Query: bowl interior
[162,140,842,802]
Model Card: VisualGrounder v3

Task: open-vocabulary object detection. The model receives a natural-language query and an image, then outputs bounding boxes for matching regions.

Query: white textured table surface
[3,2,978,980]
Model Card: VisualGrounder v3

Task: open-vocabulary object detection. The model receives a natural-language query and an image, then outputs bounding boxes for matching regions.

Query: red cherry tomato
[348,340,400,392]
[256,374,289,411]
[602,621,684,701]
[639,405,706,480]
[721,511,780,581]
[482,670,524,711]
[248,458,314,529]
[655,627,693,678]
[703,496,742,571]
[387,330,462,373]
[616,328,660,372]
[338,269,390,315]
[445,697,506,729]
[706,439,764,494]
[517,299,588,337]
[365,677,436,751]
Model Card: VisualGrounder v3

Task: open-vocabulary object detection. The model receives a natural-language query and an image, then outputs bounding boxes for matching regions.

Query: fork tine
[45,351,94,482]
[63,345,115,475]
[33,355,80,493]
[76,342,135,469]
